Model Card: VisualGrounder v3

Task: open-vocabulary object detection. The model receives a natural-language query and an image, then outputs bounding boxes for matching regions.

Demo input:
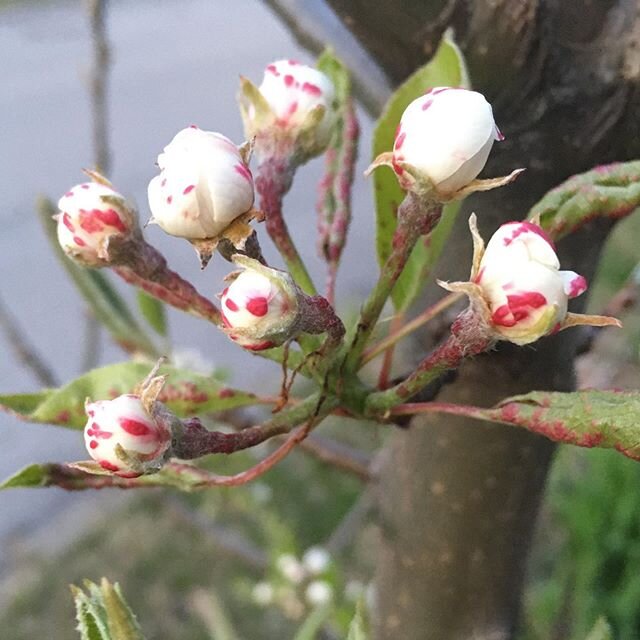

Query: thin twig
[376,313,404,390]
[0,294,58,387]
[300,433,371,481]
[82,0,111,370]
[362,292,463,366]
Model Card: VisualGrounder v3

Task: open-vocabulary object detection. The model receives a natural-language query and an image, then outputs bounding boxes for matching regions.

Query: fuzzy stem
[362,292,463,366]
[345,193,443,371]
[109,234,221,325]
[255,157,317,295]
[364,308,493,417]
[172,393,324,460]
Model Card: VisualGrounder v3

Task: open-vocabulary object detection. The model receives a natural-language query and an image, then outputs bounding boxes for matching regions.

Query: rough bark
[323,1,640,638]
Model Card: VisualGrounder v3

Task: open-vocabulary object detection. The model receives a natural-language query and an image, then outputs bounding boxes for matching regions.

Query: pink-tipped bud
[240,59,337,161]
[56,182,134,267]
[84,394,172,477]
[476,221,586,345]
[147,127,255,241]
[220,259,299,351]
[392,87,502,195]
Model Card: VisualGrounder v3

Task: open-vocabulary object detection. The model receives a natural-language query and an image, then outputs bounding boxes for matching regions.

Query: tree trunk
[323,1,640,638]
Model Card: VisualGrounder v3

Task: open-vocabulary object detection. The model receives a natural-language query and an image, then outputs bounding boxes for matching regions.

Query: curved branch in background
[262,0,390,114]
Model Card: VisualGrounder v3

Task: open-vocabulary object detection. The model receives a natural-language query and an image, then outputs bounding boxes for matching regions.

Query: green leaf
[71,579,146,640]
[1,463,51,488]
[38,197,159,357]
[585,617,613,640]
[468,390,640,461]
[137,291,168,336]
[372,33,468,311]
[0,362,263,429]
[2,462,212,492]
[292,604,332,640]
[347,600,369,640]
[528,161,640,241]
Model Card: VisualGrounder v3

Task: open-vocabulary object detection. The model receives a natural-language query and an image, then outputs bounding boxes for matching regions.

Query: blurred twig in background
[81,0,112,370]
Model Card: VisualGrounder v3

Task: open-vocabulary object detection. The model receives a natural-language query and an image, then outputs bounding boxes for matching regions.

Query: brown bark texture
[323,1,640,638]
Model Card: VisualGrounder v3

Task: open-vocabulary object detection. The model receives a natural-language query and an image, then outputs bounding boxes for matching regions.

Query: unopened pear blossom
[56,181,134,267]
[393,87,503,195]
[220,263,297,351]
[147,126,255,241]
[84,394,172,477]
[240,59,337,161]
[441,216,620,345]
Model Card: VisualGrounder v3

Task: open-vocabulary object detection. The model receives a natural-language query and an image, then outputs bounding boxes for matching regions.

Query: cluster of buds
[219,255,344,351]
[239,59,337,164]
[56,177,136,267]
[147,126,260,266]
[441,215,621,345]
[367,86,522,202]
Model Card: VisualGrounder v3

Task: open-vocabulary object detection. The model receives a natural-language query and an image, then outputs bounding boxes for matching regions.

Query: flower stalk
[345,192,444,371]
[255,156,317,294]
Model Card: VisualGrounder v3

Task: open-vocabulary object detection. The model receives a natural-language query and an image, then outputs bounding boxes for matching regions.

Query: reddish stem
[111,235,221,325]
[255,157,316,295]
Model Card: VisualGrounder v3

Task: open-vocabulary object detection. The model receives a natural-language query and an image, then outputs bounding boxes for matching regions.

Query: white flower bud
[305,580,333,607]
[147,126,254,240]
[302,547,331,575]
[56,182,134,267]
[393,87,503,194]
[84,394,172,477]
[476,221,587,345]
[252,582,274,607]
[220,263,298,351]
[276,554,305,584]
[240,60,337,161]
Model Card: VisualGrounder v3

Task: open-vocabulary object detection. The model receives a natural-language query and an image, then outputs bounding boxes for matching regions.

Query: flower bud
[147,126,255,241]
[84,394,172,477]
[56,181,135,267]
[440,215,620,347]
[239,59,337,161]
[305,581,333,607]
[220,260,298,351]
[392,87,503,195]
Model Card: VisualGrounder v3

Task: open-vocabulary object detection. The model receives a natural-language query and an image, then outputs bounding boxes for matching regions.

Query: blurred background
[2,1,640,638]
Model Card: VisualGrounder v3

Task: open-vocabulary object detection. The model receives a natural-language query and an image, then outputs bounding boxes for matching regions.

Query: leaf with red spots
[0,362,263,430]
[371,34,468,311]
[427,390,640,462]
[528,161,640,241]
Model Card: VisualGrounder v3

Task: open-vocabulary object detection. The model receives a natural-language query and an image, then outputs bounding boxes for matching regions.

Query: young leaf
[0,361,263,429]
[38,197,159,357]
[372,33,468,311]
[585,617,613,640]
[528,160,640,241]
[426,390,640,462]
[137,291,168,337]
[292,604,332,640]
[347,600,369,640]
[71,579,146,640]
